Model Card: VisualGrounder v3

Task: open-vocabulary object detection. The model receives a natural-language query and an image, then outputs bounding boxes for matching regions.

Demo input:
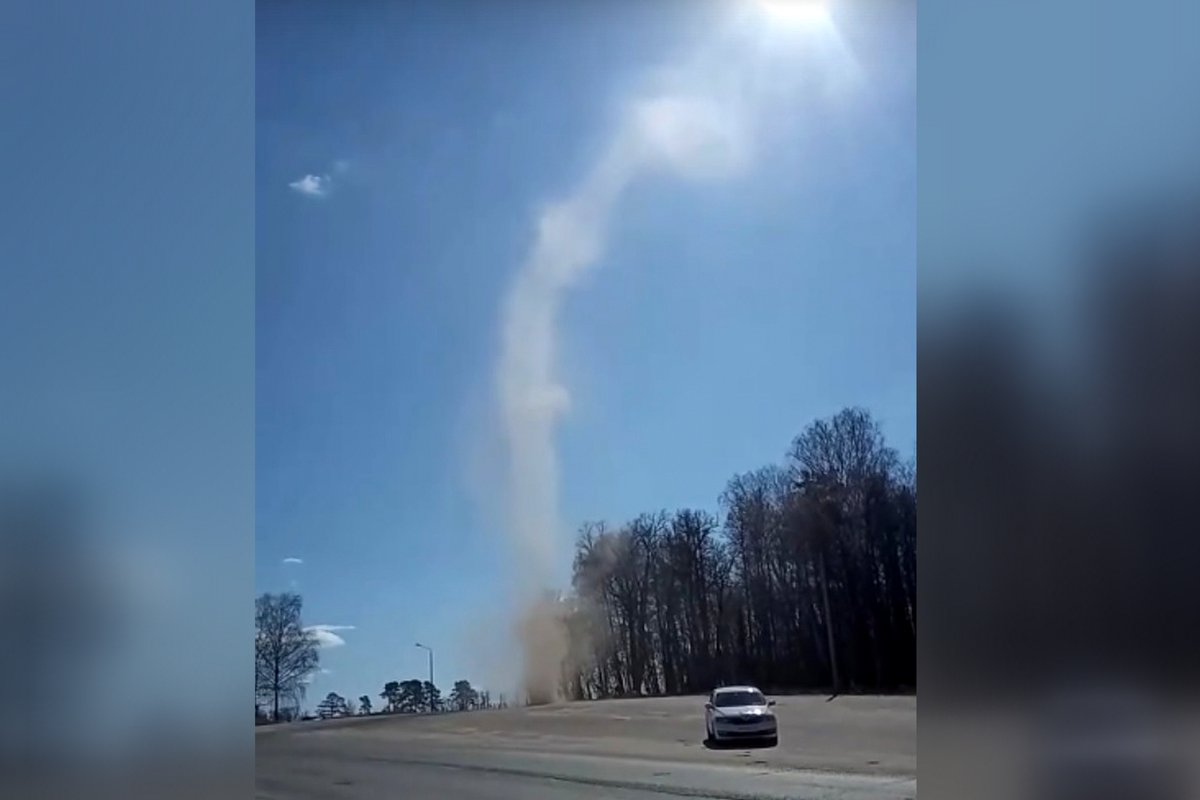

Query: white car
[704,685,778,746]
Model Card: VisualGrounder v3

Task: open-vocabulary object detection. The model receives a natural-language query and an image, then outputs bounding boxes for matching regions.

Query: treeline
[557,407,915,699]
[254,591,505,722]
[377,678,505,714]
[255,677,505,724]
[300,680,504,721]
[254,590,509,723]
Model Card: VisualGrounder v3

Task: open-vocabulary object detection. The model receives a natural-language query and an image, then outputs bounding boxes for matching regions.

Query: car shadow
[702,736,776,750]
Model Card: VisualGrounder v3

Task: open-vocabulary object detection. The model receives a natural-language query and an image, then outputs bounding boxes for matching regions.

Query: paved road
[256,695,916,799]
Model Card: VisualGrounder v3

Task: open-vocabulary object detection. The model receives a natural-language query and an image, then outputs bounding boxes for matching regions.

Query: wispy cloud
[289,158,352,198]
[289,174,329,197]
[282,557,303,565]
[305,624,355,648]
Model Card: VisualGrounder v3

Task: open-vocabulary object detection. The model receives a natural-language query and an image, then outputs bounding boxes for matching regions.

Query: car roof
[713,685,762,694]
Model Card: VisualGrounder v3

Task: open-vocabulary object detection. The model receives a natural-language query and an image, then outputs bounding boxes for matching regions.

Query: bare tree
[563,407,916,699]
[789,408,909,693]
[255,592,320,721]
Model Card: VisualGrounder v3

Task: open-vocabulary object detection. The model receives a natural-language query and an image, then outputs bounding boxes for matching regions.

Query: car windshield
[714,691,766,708]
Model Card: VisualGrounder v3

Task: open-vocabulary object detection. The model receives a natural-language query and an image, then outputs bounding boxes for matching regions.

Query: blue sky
[256,0,914,707]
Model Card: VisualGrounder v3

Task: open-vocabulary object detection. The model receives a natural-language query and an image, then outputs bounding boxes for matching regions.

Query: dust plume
[497,98,746,555]
[496,94,746,703]
[490,4,854,704]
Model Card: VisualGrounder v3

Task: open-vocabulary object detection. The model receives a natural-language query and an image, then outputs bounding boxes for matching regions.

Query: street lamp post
[414,642,434,712]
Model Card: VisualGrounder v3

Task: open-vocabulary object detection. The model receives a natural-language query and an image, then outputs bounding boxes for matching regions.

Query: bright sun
[756,0,830,27]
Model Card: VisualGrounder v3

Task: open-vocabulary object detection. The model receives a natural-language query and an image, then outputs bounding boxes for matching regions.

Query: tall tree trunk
[819,548,840,695]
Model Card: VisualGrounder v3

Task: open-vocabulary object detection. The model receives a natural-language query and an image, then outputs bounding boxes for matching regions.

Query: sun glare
[756,0,830,27]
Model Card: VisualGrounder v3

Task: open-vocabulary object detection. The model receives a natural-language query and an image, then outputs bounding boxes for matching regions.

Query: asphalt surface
[256,695,916,799]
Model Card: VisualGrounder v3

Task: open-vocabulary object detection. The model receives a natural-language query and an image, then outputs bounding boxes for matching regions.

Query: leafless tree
[255,592,320,721]
[561,407,916,699]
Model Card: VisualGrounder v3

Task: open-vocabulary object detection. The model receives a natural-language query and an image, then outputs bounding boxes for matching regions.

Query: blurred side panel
[0,0,253,797]
[919,1,1200,799]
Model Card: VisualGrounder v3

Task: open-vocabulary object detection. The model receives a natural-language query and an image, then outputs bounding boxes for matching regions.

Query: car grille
[725,716,765,725]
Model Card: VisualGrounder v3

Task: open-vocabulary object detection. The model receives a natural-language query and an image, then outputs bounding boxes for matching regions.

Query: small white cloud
[305,624,355,649]
[289,174,329,197]
[282,557,303,565]
[290,158,350,197]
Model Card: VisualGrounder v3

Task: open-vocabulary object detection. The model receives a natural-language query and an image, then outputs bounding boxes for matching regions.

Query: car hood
[711,704,771,717]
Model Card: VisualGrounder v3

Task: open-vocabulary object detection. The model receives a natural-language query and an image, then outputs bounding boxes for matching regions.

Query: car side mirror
[767,700,776,707]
